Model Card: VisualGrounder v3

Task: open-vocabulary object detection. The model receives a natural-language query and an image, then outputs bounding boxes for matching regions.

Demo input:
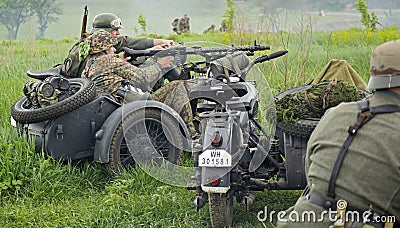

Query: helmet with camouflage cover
[91,13,123,33]
[87,30,117,54]
[368,40,400,90]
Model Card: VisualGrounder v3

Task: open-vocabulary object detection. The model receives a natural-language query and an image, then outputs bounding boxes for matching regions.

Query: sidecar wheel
[209,191,234,228]
[107,108,182,176]
[11,78,96,123]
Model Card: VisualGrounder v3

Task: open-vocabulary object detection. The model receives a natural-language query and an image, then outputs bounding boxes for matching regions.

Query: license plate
[199,149,231,167]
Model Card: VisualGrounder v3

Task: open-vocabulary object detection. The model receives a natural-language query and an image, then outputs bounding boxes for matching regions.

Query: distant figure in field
[179,14,190,33]
[219,19,227,32]
[171,14,190,35]
[203,24,216,34]
[171,18,180,34]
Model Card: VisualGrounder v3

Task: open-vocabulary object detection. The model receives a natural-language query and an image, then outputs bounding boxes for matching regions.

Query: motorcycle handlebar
[253,50,288,64]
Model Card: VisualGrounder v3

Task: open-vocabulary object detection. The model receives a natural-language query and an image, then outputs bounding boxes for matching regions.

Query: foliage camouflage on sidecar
[276,59,369,124]
[275,79,367,123]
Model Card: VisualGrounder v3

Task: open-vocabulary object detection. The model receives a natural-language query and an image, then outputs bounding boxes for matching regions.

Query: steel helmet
[87,30,117,54]
[91,13,123,33]
[368,40,400,90]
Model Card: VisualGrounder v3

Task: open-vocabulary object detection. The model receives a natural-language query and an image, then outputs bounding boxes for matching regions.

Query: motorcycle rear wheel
[11,78,96,123]
[208,191,234,228]
[107,107,182,176]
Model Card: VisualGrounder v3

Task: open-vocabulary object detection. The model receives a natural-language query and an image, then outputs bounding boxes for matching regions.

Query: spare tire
[11,78,96,123]
[277,119,319,138]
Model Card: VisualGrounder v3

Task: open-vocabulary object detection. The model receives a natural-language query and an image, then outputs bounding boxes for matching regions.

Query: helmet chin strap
[367,74,400,90]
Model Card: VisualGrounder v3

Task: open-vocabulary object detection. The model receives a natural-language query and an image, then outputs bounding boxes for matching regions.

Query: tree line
[0,0,62,40]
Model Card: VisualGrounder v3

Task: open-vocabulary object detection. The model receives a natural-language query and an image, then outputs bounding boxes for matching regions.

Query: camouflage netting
[311,59,367,90]
[276,59,370,123]
[276,79,367,123]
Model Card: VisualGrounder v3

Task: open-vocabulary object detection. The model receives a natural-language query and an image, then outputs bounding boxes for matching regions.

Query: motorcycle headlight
[38,82,55,98]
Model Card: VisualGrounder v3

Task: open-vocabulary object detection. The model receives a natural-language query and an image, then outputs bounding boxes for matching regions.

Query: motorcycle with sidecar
[10,62,190,176]
[11,42,316,227]
[10,43,274,176]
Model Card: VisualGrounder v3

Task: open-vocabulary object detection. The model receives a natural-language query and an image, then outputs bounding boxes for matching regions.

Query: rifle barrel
[80,5,88,39]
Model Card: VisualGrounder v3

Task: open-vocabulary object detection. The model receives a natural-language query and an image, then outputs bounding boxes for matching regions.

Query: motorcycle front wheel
[209,191,234,228]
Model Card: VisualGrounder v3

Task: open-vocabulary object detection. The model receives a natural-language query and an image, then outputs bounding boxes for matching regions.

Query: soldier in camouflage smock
[62,13,175,78]
[81,31,171,96]
[82,31,197,135]
[277,41,400,228]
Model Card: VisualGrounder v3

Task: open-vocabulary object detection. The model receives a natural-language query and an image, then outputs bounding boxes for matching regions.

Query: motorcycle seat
[27,65,62,80]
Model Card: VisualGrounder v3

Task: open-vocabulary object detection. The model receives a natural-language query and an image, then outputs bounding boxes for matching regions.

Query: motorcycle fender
[94,100,190,163]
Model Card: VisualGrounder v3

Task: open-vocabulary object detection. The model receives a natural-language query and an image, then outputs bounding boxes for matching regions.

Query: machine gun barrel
[185,45,271,54]
[122,44,271,61]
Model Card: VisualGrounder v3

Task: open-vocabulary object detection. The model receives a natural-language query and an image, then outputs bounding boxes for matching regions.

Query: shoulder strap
[370,104,400,114]
[327,99,400,198]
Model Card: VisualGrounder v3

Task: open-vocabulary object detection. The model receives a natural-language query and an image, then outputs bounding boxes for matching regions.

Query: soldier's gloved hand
[157,56,174,69]
[152,45,166,50]
[122,52,132,62]
[153,39,175,47]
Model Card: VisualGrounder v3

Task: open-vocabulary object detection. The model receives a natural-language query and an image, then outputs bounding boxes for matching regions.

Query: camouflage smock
[63,36,155,78]
[81,53,162,95]
[277,91,400,227]
[151,79,201,135]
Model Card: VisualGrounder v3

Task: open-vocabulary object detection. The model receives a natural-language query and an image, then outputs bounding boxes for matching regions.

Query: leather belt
[307,190,398,228]
[308,189,338,210]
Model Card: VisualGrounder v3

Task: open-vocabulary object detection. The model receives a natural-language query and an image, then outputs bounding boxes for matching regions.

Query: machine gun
[122,43,270,65]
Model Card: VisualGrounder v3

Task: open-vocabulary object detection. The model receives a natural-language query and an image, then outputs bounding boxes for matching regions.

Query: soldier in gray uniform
[63,13,175,78]
[277,40,400,228]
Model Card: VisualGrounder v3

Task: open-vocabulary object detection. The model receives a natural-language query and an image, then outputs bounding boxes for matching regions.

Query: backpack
[62,41,86,78]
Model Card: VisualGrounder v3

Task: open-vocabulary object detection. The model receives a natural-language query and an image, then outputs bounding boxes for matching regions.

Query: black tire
[107,108,182,176]
[209,192,234,228]
[11,78,96,123]
[277,119,319,138]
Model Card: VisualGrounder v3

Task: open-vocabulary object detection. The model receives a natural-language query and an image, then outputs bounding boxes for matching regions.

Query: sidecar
[11,66,190,175]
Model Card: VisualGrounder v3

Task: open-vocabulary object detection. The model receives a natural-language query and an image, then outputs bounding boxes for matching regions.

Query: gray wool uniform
[277,91,400,227]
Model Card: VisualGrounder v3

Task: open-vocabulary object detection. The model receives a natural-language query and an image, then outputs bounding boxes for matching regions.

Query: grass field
[0,28,399,227]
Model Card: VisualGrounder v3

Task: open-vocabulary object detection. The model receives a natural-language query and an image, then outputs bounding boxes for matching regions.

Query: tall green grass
[0,28,399,227]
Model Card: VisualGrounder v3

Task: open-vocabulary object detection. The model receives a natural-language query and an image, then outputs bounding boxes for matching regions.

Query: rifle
[80,5,88,39]
[122,43,270,64]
